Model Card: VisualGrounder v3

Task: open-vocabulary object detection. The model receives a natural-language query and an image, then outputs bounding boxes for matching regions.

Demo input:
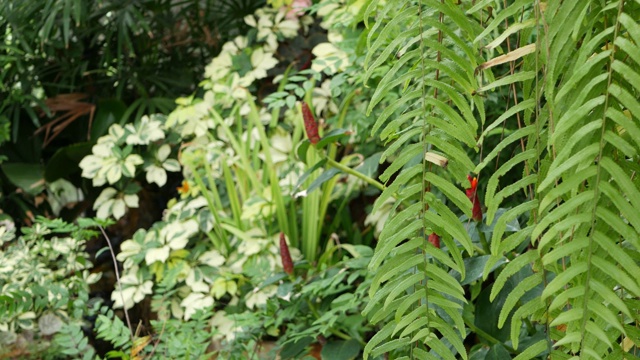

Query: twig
[98,225,134,344]
[147,320,167,359]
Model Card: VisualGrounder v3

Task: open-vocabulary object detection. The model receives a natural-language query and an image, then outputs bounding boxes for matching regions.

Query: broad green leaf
[2,163,45,195]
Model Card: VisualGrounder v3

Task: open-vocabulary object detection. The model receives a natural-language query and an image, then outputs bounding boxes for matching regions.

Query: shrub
[0,217,103,358]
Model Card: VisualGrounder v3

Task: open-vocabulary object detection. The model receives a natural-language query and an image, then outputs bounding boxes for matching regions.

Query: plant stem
[98,226,134,344]
[478,227,490,254]
[321,152,416,210]
[247,96,292,245]
[323,155,386,192]
[473,243,487,255]
[328,89,358,160]
[318,90,358,257]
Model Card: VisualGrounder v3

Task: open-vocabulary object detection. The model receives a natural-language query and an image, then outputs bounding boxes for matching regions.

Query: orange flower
[466,175,482,222]
[177,180,190,194]
[301,102,320,145]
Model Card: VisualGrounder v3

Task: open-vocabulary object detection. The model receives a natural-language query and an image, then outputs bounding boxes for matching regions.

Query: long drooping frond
[362,0,484,358]
[533,1,640,357]
[481,1,640,358]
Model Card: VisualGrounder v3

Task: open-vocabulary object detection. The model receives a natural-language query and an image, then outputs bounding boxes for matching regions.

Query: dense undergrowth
[1,0,640,359]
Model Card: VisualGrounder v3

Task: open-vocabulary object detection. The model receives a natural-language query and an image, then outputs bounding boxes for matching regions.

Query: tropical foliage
[0,0,264,226]
[2,2,376,358]
[362,0,640,358]
[1,0,640,359]
[0,217,103,359]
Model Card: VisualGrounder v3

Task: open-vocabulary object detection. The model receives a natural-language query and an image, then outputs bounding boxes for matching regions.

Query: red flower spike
[301,102,320,145]
[428,233,440,248]
[466,175,483,222]
[279,232,294,275]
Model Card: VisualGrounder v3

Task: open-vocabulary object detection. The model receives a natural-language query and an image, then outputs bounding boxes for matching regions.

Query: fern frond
[530,1,640,357]
[362,0,488,357]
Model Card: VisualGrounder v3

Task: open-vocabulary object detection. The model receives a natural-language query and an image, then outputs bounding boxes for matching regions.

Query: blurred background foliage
[0,0,265,225]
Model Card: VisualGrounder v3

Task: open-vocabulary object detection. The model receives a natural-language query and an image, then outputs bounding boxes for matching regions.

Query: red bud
[279,232,294,275]
[301,102,320,145]
[428,233,440,248]
[466,175,483,222]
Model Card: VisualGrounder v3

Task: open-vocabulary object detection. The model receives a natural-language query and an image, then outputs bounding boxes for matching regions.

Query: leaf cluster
[0,217,106,358]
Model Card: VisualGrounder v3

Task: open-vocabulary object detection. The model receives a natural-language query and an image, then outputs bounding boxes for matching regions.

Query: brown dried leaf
[476,44,536,73]
[34,93,95,147]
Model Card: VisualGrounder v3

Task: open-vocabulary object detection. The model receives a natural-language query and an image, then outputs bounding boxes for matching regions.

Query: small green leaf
[315,128,352,150]
[321,339,361,360]
[484,344,512,360]
[306,167,341,194]
[286,95,297,109]
[280,337,315,360]
[451,255,508,286]
[294,159,327,192]
[296,140,311,163]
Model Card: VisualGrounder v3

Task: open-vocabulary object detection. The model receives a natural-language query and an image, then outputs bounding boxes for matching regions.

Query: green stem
[478,227,490,254]
[328,89,358,160]
[320,151,416,210]
[473,243,487,255]
[302,147,321,260]
[220,161,244,232]
[323,156,386,192]
[247,96,292,245]
[318,90,359,254]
